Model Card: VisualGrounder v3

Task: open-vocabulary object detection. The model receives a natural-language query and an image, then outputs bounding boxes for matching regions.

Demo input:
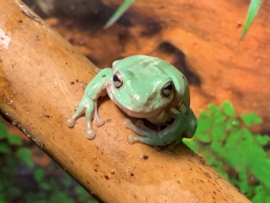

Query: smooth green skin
[66,55,197,148]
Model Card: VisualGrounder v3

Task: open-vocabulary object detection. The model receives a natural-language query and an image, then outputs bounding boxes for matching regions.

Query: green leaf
[0,142,11,154]
[16,148,34,167]
[212,122,226,141]
[61,176,72,187]
[221,101,235,116]
[199,110,210,118]
[39,182,51,190]
[196,117,212,132]
[254,134,270,145]
[183,138,201,153]
[9,186,22,197]
[7,134,23,146]
[225,118,240,130]
[240,0,263,40]
[241,112,262,127]
[104,0,135,29]
[0,193,5,203]
[34,169,45,182]
[242,128,254,144]
[210,139,223,154]
[0,123,7,140]
[75,186,89,201]
[208,103,222,115]
[196,133,211,143]
[214,115,227,124]
[49,191,74,203]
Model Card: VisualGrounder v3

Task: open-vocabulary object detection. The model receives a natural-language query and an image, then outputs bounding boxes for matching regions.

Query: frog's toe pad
[66,118,75,128]
[85,128,96,140]
[95,118,105,127]
[124,119,133,129]
[127,135,136,144]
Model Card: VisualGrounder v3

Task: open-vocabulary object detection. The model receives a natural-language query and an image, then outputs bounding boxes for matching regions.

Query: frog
[66,55,197,148]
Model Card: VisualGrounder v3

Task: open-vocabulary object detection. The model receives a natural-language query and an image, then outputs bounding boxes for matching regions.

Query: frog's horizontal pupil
[166,83,173,90]
[162,82,173,97]
[113,74,123,88]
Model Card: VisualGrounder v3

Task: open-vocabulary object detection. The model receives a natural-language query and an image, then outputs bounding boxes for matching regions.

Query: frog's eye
[162,81,174,97]
[113,72,123,89]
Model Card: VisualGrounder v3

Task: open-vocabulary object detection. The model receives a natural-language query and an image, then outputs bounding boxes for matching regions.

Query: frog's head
[106,55,176,118]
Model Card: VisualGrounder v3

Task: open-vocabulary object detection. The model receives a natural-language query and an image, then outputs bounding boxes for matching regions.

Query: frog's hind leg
[125,113,189,147]
[124,119,167,145]
[184,109,197,138]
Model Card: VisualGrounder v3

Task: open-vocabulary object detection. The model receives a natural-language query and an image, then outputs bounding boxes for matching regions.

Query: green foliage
[104,0,135,29]
[0,122,98,203]
[104,0,262,40]
[241,0,263,40]
[183,101,270,203]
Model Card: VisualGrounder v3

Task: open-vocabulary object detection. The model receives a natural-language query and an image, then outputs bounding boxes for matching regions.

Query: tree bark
[0,1,249,203]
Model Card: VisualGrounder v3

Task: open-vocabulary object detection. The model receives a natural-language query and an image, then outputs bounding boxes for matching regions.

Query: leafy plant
[241,0,263,40]
[183,101,270,203]
[104,0,263,40]
[104,0,135,29]
[0,122,98,203]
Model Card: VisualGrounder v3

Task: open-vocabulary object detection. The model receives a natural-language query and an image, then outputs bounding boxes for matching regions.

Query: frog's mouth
[106,86,166,119]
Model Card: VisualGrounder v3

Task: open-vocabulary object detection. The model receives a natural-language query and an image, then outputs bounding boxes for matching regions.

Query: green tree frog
[66,55,197,147]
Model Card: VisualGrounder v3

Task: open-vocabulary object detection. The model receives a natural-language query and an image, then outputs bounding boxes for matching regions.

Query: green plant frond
[241,112,262,127]
[104,0,135,29]
[0,123,8,140]
[208,103,222,115]
[16,148,34,167]
[185,101,270,200]
[240,0,263,40]
[222,101,235,117]
[7,134,23,146]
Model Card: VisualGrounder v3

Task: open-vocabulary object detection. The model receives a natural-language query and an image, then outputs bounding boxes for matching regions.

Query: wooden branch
[0,1,249,202]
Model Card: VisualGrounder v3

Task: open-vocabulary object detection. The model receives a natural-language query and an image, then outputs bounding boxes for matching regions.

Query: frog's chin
[106,87,163,119]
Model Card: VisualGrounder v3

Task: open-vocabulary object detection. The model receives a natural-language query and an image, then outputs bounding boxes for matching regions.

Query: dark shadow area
[158,42,201,86]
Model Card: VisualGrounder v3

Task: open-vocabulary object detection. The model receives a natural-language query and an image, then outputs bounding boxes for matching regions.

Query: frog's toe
[127,135,136,144]
[124,119,133,129]
[135,120,144,127]
[95,118,105,127]
[85,128,96,140]
[66,118,75,128]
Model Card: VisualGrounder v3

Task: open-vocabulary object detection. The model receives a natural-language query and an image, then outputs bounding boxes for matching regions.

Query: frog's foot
[184,109,197,138]
[124,119,133,128]
[95,117,105,127]
[85,128,95,140]
[135,120,150,130]
[66,117,75,128]
[127,135,136,144]
[124,119,155,137]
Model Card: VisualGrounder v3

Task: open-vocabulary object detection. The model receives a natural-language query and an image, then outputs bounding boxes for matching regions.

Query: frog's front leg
[66,68,112,139]
[125,113,189,146]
